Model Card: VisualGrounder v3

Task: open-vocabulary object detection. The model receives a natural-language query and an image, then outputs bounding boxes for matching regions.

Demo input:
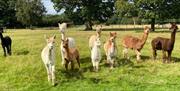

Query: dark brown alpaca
[122,26,150,60]
[151,23,178,63]
[0,28,12,56]
[61,38,80,70]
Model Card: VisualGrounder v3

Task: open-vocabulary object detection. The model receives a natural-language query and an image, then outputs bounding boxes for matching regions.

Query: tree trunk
[133,17,136,31]
[84,21,93,30]
[151,18,155,31]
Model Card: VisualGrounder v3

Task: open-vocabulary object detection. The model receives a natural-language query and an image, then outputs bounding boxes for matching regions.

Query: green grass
[1,28,180,91]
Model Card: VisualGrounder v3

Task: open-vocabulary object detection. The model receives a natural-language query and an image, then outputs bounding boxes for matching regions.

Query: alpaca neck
[0,33,3,41]
[140,33,148,46]
[108,40,115,53]
[64,46,70,60]
[61,33,66,40]
[170,31,176,46]
[48,48,53,60]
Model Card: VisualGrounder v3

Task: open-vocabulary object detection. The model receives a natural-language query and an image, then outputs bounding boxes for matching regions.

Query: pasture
[1,27,180,91]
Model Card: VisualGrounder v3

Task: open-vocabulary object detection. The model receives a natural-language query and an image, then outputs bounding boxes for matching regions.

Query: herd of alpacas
[0,23,178,86]
[40,22,178,86]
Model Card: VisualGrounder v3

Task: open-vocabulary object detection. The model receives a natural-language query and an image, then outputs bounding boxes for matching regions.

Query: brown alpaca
[122,26,150,60]
[151,23,178,63]
[62,38,80,70]
[89,25,102,49]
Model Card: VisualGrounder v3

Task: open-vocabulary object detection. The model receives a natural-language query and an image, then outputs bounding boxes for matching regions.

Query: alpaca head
[144,26,150,34]
[96,25,102,37]
[58,23,67,33]
[45,35,56,50]
[0,27,3,33]
[169,23,178,32]
[62,38,69,49]
[109,32,117,42]
[95,37,101,47]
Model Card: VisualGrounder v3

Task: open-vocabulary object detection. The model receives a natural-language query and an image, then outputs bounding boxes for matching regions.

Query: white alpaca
[89,25,102,49]
[41,35,56,86]
[91,37,101,72]
[58,23,76,66]
[104,32,117,69]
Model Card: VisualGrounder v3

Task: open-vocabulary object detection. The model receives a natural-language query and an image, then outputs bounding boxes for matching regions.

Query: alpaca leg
[2,46,6,56]
[95,61,99,72]
[167,51,172,63]
[51,65,56,86]
[152,49,157,60]
[45,64,51,82]
[76,56,80,68]
[123,48,128,59]
[8,45,12,55]
[162,51,166,63]
[135,50,141,60]
[110,58,114,69]
[65,61,69,70]
[71,61,74,70]
[92,60,96,71]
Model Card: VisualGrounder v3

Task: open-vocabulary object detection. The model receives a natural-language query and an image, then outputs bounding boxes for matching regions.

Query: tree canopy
[16,0,46,27]
[52,0,115,30]
[115,0,180,31]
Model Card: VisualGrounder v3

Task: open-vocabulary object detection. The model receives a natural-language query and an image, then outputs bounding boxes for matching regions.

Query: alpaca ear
[53,35,56,39]
[110,32,113,36]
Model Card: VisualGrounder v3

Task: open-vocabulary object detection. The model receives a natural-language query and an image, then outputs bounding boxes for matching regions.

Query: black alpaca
[0,28,12,56]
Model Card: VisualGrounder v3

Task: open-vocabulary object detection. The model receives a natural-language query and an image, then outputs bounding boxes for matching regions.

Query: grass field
[1,27,180,91]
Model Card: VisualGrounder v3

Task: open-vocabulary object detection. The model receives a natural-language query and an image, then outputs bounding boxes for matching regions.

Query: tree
[116,0,180,31]
[52,0,115,30]
[136,0,180,31]
[115,0,138,28]
[0,0,17,27]
[16,0,46,28]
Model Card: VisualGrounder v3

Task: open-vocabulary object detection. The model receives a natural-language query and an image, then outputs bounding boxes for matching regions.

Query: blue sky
[41,0,62,15]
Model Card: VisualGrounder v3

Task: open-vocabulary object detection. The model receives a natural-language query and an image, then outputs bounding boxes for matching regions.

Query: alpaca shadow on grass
[116,57,134,67]
[171,57,180,63]
[131,55,151,61]
[14,50,29,55]
[80,56,91,64]
[56,69,85,83]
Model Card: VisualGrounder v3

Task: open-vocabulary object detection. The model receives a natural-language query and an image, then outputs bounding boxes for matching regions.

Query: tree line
[0,0,180,31]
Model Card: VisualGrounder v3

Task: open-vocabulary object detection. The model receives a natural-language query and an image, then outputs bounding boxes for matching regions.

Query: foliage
[51,0,115,30]
[115,0,180,31]
[0,0,17,27]
[15,0,46,27]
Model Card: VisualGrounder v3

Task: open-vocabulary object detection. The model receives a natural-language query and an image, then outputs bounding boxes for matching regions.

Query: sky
[41,0,62,15]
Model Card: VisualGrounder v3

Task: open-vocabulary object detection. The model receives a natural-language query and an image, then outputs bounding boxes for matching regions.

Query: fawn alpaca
[122,26,150,60]
[89,25,102,49]
[104,32,117,69]
[41,35,56,86]
[61,39,80,70]
[91,37,101,72]
[0,28,12,56]
[151,23,178,63]
[58,23,76,66]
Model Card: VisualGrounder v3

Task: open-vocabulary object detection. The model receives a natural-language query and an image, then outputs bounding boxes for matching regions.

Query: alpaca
[89,25,102,49]
[122,26,150,60]
[41,35,56,86]
[91,37,101,72]
[104,32,117,69]
[61,38,80,70]
[0,28,12,56]
[151,23,178,63]
[58,23,76,66]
